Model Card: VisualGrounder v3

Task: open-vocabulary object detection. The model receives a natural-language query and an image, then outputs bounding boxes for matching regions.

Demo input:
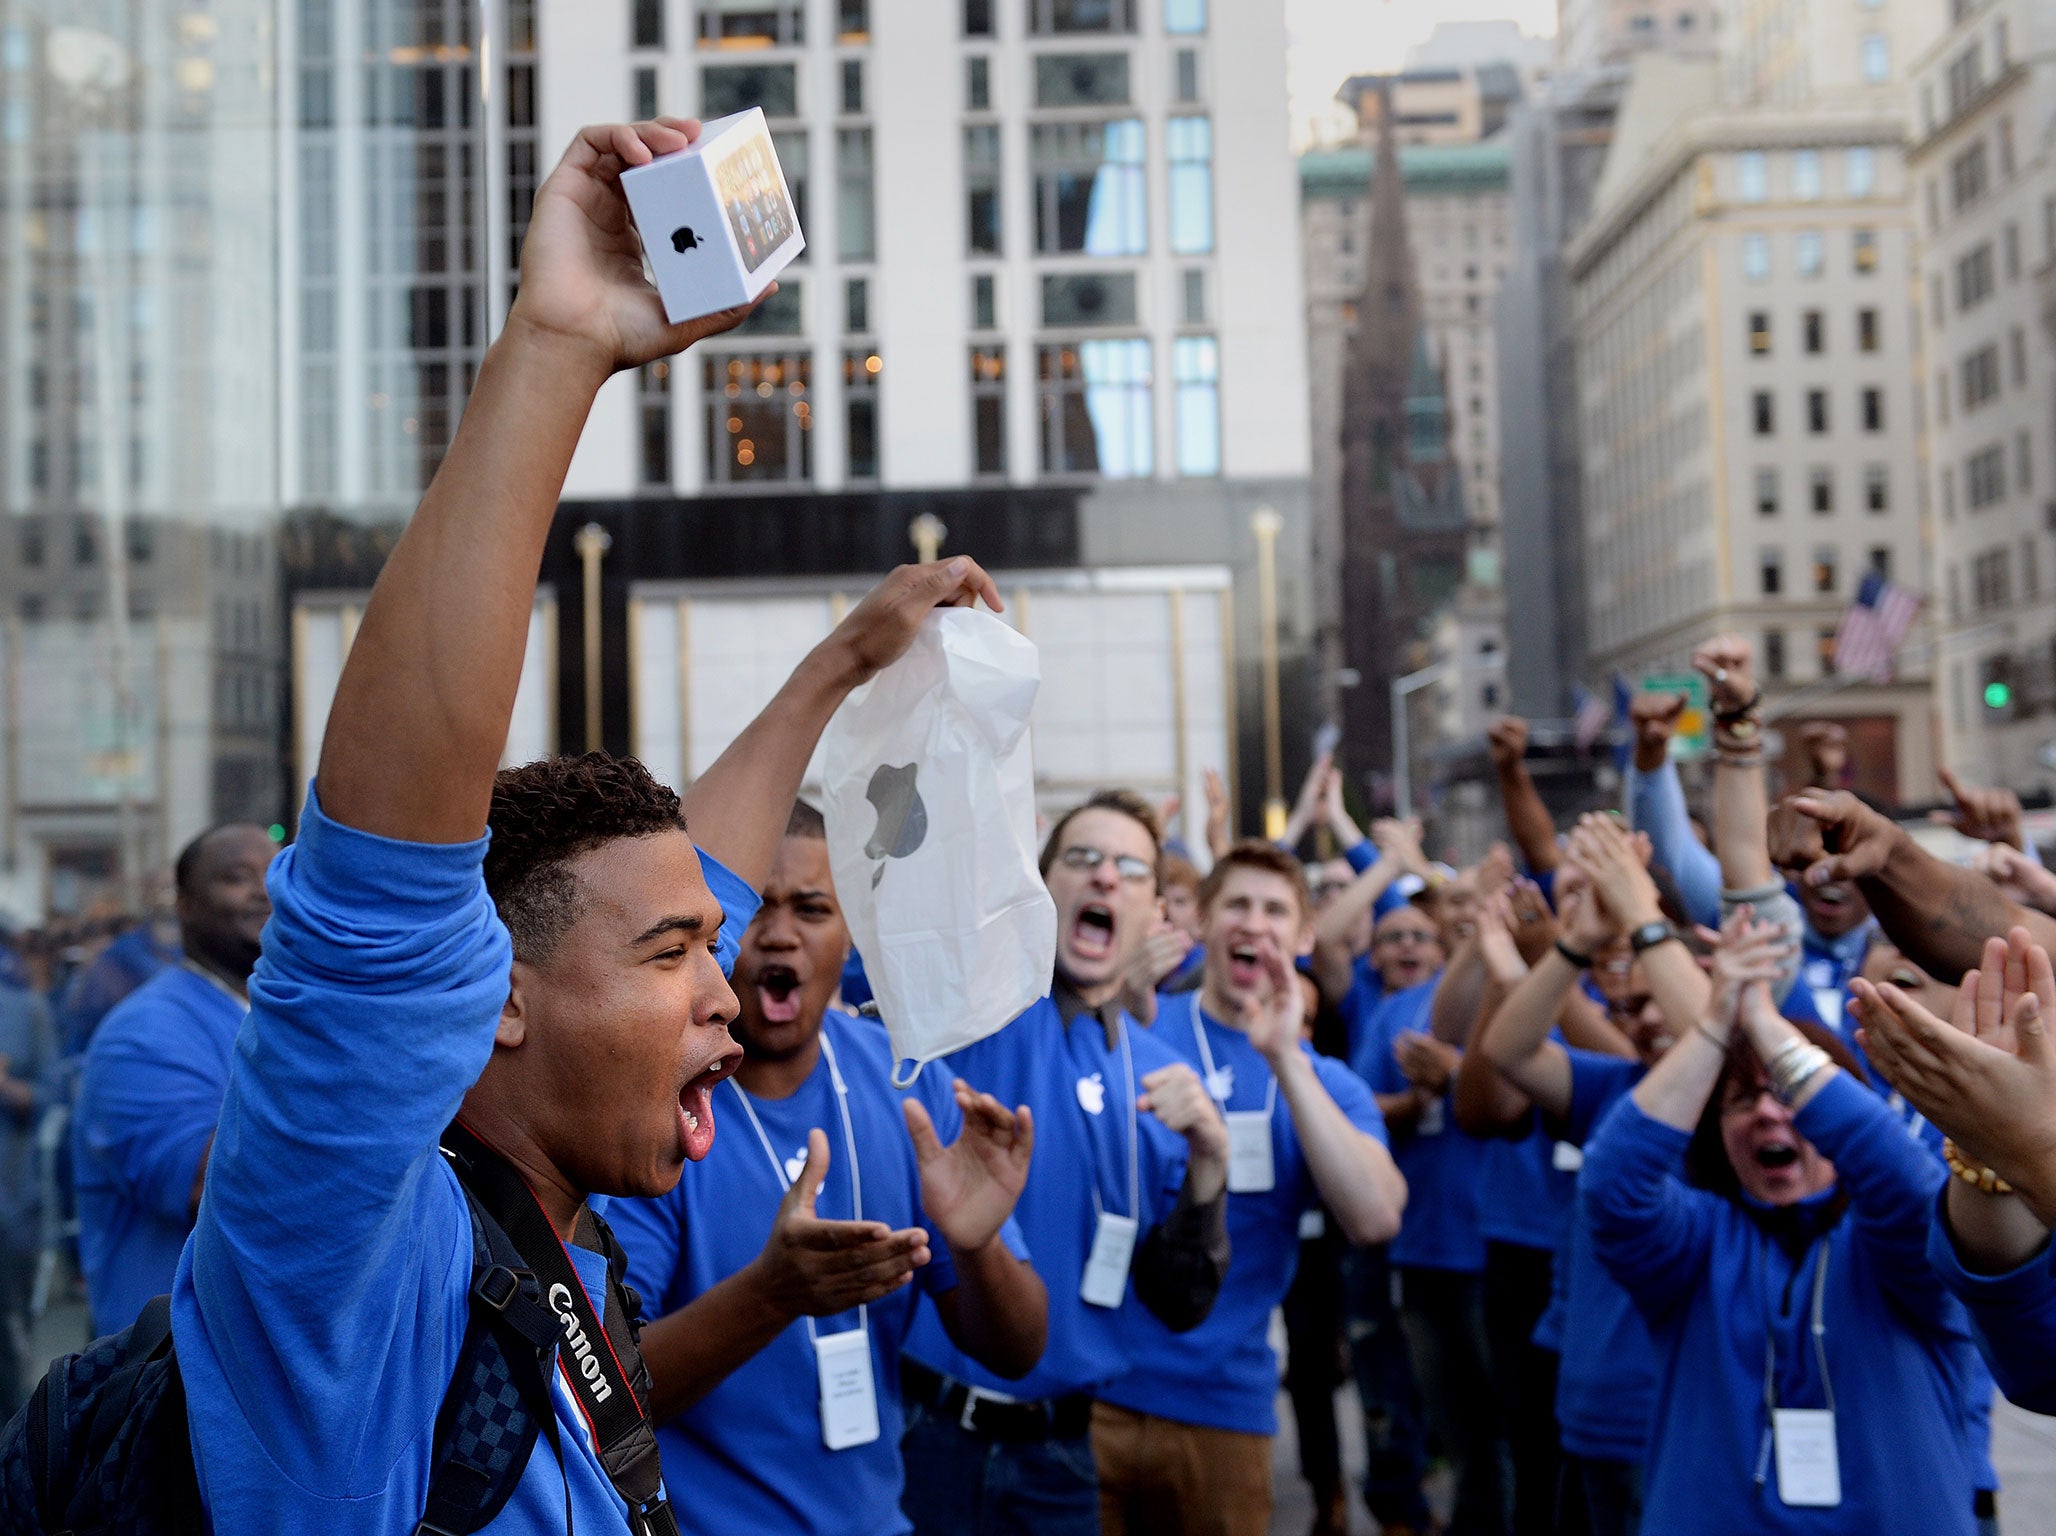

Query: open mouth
[1070,903,1116,962]
[677,1053,736,1162]
[1810,883,1851,909]
[1226,943,1263,990]
[757,963,803,1025]
[1755,1142,1800,1171]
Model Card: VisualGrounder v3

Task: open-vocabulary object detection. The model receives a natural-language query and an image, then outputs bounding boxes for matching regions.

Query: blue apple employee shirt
[607,1009,1029,1536]
[1097,991,1386,1434]
[173,790,758,1534]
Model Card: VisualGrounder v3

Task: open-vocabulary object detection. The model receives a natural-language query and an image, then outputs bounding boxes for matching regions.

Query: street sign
[1641,672,1711,761]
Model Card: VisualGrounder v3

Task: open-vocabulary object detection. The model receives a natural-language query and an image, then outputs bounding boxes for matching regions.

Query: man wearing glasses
[899,790,1230,1536]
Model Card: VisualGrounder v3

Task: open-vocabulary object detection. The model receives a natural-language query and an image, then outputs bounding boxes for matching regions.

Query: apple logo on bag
[862,763,927,890]
[1076,1073,1107,1115]
[671,226,700,253]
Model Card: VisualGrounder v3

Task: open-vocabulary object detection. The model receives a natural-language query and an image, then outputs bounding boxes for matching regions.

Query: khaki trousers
[1091,1399,1273,1536]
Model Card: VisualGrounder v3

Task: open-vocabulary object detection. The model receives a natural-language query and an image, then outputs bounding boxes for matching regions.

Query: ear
[497,960,531,1048]
[1295,917,1316,961]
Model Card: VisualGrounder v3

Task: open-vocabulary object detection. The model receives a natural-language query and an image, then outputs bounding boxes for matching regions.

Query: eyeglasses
[1374,928,1437,948]
[1057,845,1156,884]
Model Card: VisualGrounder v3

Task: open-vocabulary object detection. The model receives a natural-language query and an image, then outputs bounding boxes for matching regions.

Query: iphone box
[622,107,805,324]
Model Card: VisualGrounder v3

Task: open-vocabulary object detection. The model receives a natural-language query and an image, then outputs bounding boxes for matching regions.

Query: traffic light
[1984,680,2012,710]
[1980,655,2018,718]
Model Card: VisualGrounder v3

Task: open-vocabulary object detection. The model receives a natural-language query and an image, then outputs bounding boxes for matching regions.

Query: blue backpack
[0,1183,576,1535]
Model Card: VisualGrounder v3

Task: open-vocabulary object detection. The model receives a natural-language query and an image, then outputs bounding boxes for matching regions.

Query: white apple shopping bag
[821,607,1056,1084]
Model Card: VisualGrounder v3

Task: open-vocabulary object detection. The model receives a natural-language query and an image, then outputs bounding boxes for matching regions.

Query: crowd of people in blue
[7,117,2056,1536]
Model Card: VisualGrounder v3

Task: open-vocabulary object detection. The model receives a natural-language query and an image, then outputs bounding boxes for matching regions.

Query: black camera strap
[441,1120,679,1536]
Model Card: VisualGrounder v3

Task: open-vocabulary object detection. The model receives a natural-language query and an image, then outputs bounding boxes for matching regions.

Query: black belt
[902,1359,1094,1443]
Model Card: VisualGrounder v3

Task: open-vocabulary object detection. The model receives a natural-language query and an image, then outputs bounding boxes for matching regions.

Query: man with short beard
[607,801,1048,1535]
[72,822,274,1336]
[898,789,1230,1536]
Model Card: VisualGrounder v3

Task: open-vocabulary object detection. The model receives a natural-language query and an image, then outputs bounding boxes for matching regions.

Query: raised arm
[1690,635,1775,895]
[1624,691,1722,930]
[1565,814,1710,1043]
[1470,878,1620,1121]
[1487,717,1560,875]
[1311,818,1422,1003]
[318,121,755,842]
[1453,891,1552,1131]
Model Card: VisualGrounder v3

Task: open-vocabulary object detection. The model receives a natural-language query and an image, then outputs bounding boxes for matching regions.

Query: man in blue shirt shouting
[608,800,1047,1534]
[172,115,1003,1535]
[1096,841,1404,1536]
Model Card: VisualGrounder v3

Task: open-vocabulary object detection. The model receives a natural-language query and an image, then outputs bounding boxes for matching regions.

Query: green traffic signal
[1984,681,2011,710]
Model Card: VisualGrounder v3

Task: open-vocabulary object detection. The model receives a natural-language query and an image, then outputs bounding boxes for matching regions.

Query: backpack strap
[415,1182,563,1536]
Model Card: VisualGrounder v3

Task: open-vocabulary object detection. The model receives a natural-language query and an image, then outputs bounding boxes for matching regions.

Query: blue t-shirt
[174,791,759,1534]
[1929,1186,2056,1415]
[1099,993,1385,1434]
[903,993,1191,1402]
[1347,973,1485,1274]
[73,965,245,1336]
[608,1010,1028,1535]
[1475,1110,1576,1254]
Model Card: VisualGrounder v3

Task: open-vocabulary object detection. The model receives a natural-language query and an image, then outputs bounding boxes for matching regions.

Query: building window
[1955,242,1994,309]
[1810,466,1833,514]
[1041,272,1138,326]
[971,272,998,330]
[1764,629,1787,680]
[964,0,993,36]
[1748,311,1771,355]
[703,63,799,118]
[1864,464,1889,512]
[1929,273,1945,328]
[1737,151,1767,202]
[1165,0,1205,31]
[1030,0,1135,33]
[19,517,44,566]
[966,55,990,110]
[633,65,658,121]
[1796,231,1823,278]
[1950,140,1989,210]
[2004,222,2020,280]
[841,59,864,115]
[1753,390,1775,435]
[633,0,664,49]
[1742,234,1770,281]
[1792,149,1821,200]
[1035,52,1130,106]
[705,352,813,485]
[965,125,1001,254]
[844,350,880,482]
[1861,387,1883,432]
[838,128,875,262]
[1966,443,2005,508]
[1818,629,1839,675]
[1802,310,1823,354]
[1039,338,1152,477]
[1756,467,1780,515]
[1806,389,1827,434]
[1174,47,1200,103]
[1962,344,2001,410]
[971,347,1006,477]
[838,0,868,41]
[1167,116,1212,255]
[1173,335,1219,476]
[638,360,670,487]
[1860,32,1890,82]
[1972,549,2011,611]
[1032,119,1147,255]
[1760,548,1783,596]
[1182,268,1206,324]
[2011,326,2029,386]
[1856,307,1878,352]
[844,276,869,333]
[698,2,802,47]
[1813,546,1837,594]
[2018,430,2033,491]
[1869,546,1892,579]
[1845,146,1875,197]
[1852,230,1878,274]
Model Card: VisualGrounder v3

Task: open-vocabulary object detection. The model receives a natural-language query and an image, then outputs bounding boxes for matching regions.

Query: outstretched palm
[905,1083,1034,1254]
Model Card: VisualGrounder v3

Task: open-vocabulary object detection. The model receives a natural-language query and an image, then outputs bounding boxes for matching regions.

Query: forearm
[1861,830,2056,983]
[1498,765,1560,873]
[1277,1052,1405,1242]
[1711,757,1775,892]
[1376,1088,1425,1130]
[1315,856,1401,954]
[1640,939,1711,1057]
[637,1259,800,1420]
[1481,952,1580,1080]
[1454,1028,1537,1134]
[1628,762,1721,927]
[1945,1181,2052,1277]
[1629,1020,1728,1132]
[319,322,606,841]
[1558,991,1637,1059]
[1429,941,1488,1047]
[1131,1178,1229,1332]
[683,643,854,890]
[933,1243,1047,1380]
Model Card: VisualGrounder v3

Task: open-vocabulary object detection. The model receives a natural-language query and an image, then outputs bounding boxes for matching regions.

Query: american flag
[1832,572,1921,682]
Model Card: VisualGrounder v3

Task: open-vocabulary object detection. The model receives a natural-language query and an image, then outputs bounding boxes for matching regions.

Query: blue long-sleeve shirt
[1627,760,1722,929]
[1927,1194,2056,1414]
[174,791,757,1534]
[1583,1072,1982,1535]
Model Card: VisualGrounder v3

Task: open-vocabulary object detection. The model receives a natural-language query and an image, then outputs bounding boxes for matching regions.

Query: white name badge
[813,1327,881,1450]
[1552,1140,1585,1174]
[1772,1408,1841,1508]
[1226,1110,1276,1193]
[1416,1097,1446,1137]
[1080,1211,1140,1308]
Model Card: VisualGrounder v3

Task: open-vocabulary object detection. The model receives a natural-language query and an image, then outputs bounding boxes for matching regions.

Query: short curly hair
[486,753,688,962]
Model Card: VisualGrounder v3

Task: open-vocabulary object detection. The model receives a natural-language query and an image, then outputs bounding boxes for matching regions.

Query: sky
[1282,0,1558,148]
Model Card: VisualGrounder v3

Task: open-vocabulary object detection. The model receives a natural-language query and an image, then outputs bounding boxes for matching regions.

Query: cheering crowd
[7,116,2056,1536]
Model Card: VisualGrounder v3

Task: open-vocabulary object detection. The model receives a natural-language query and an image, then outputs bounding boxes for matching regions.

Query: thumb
[1938,766,1967,805]
[790,1127,831,1216]
[902,1096,946,1164]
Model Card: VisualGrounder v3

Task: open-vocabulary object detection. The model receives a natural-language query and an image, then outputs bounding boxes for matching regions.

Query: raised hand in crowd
[1563,814,1710,1042]
[1308,816,1428,1004]
[904,1082,1036,1262]
[1630,690,1686,774]
[1279,752,1334,851]
[1801,720,1851,790]
[1136,1062,1231,1203]
[750,1130,933,1321]
[1854,927,2056,1232]
[1319,762,1366,851]
[1488,716,1561,875]
[1117,919,1195,1027]
[1203,767,1233,863]
[1393,1030,1462,1097]
[1502,877,1558,967]
[1934,767,2027,851]
[1977,842,2056,918]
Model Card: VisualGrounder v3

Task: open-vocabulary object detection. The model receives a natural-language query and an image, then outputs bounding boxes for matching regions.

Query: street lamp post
[1251,507,1286,840]
[1390,661,1450,822]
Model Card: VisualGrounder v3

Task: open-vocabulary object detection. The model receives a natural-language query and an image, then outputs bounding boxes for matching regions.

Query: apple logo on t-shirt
[1076,1073,1107,1116]
[785,1147,807,1184]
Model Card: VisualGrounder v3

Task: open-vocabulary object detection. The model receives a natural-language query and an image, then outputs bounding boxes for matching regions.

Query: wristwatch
[1627,920,1677,955]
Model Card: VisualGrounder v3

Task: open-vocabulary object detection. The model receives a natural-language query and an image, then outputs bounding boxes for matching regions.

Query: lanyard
[1755,1235,1835,1486]
[1085,1014,1142,1224]
[1189,1008,1279,1118]
[729,1030,867,1343]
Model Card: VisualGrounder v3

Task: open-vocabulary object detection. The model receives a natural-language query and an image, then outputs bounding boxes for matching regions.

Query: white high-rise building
[1907,0,2056,792]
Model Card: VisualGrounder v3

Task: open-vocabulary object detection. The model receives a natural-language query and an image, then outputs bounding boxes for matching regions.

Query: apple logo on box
[670,226,700,253]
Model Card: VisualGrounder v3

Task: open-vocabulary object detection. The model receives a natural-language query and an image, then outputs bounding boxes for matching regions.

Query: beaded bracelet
[1942,1139,2015,1196]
